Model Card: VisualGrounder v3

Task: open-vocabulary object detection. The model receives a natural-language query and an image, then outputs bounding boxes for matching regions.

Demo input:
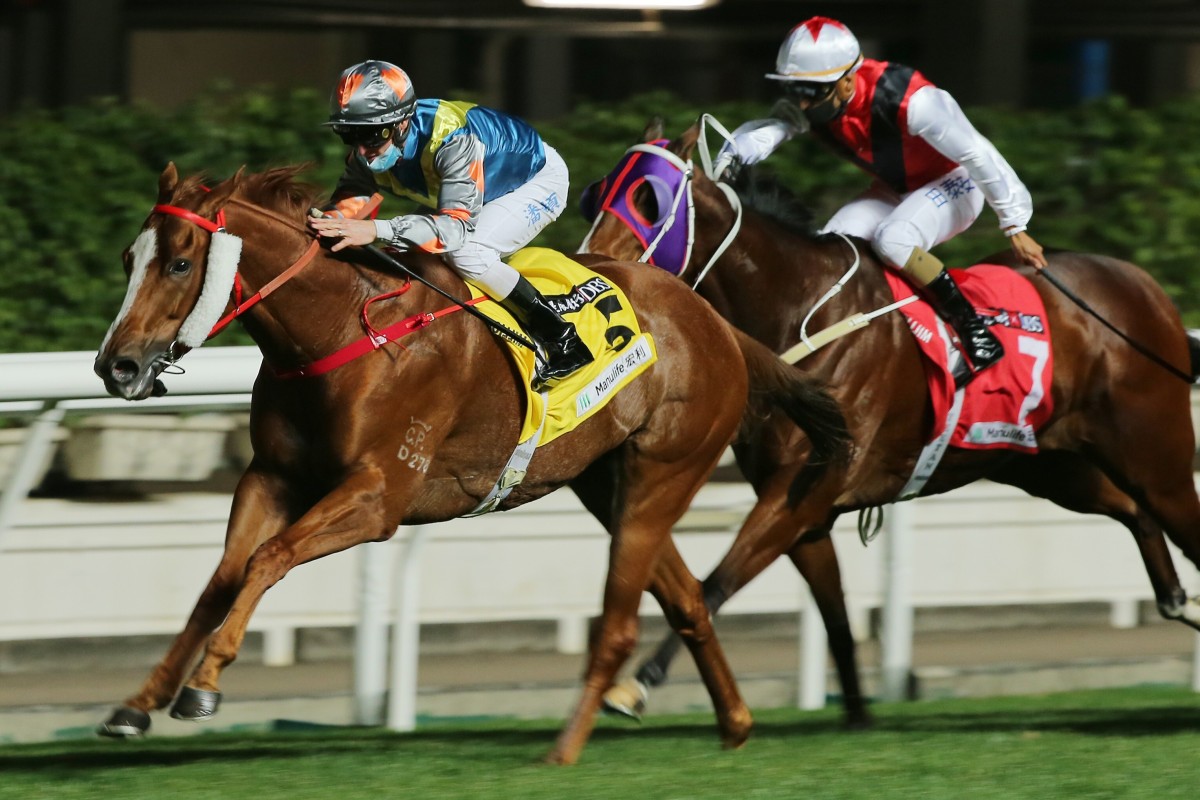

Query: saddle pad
[885,264,1053,452]
[472,247,657,446]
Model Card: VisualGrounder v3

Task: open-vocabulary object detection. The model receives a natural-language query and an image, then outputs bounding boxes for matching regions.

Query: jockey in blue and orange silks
[716,17,1048,383]
[308,60,592,390]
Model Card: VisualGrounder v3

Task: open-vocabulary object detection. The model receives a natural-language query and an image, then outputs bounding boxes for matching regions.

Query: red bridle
[148,194,485,378]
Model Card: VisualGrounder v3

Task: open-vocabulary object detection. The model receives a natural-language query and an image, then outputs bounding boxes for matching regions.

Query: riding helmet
[326,60,417,126]
[767,16,862,84]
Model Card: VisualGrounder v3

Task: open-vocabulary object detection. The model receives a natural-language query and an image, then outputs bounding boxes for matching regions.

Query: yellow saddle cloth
[470,247,657,447]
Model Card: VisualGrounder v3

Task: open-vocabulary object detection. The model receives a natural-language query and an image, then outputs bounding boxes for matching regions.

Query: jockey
[715,17,1047,382]
[309,60,593,390]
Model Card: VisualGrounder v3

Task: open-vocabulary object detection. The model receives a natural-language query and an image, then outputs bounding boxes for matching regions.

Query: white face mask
[366,141,402,173]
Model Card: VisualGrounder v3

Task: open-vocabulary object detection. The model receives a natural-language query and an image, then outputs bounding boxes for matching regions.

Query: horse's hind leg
[170,466,396,721]
[1078,384,1200,626]
[785,527,871,728]
[996,452,1200,630]
[98,468,291,737]
[554,454,749,764]
[646,540,753,748]
[606,475,865,725]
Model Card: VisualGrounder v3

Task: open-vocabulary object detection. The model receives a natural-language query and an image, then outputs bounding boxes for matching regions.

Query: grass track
[1,686,1198,800]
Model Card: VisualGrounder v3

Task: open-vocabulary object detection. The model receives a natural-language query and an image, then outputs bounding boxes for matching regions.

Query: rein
[150,190,540,379]
[1036,265,1195,383]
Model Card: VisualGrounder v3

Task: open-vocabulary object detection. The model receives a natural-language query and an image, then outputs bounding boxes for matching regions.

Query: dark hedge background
[3,87,1198,352]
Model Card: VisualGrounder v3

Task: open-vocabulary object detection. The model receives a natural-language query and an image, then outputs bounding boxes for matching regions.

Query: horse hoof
[719,707,753,751]
[170,687,222,721]
[543,748,577,766]
[844,713,875,732]
[601,677,647,721]
[96,706,151,738]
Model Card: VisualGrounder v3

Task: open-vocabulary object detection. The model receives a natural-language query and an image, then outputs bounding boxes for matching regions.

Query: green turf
[1,687,1198,799]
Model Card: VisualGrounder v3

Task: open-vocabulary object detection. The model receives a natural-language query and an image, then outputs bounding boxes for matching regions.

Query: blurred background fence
[3,349,1199,731]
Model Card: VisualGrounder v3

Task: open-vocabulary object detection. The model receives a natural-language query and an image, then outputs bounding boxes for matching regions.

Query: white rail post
[1193,632,1200,693]
[798,583,828,709]
[880,501,915,702]
[0,403,63,553]
[354,539,395,724]
[386,524,431,731]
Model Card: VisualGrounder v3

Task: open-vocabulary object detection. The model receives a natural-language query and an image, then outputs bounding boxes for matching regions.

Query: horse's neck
[691,207,860,348]
[234,228,437,369]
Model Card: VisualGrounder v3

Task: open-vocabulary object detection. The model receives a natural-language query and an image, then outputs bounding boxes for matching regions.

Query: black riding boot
[501,277,594,390]
[923,270,1004,384]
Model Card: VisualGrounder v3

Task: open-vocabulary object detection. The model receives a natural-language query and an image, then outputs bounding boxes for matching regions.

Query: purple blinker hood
[581,140,693,275]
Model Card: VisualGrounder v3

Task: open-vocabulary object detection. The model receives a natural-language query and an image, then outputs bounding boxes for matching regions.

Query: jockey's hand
[1007,229,1047,269]
[308,212,376,253]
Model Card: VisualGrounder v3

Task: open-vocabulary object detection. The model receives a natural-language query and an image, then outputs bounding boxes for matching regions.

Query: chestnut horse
[580,118,1200,726]
[92,164,850,764]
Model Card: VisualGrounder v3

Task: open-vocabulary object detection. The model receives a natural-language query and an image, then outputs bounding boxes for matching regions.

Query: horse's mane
[236,165,323,221]
[727,167,817,237]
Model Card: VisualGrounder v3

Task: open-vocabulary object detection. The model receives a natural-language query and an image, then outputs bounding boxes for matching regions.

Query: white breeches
[820,166,985,270]
[444,145,569,299]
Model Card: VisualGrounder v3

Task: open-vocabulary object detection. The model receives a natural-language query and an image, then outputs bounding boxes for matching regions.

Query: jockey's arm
[324,153,380,219]
[378,134,484,254]
[715,99,809,178]
[906,86,1033,236]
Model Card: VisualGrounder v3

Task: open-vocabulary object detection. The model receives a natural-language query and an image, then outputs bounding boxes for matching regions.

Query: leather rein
[149,193,488,379]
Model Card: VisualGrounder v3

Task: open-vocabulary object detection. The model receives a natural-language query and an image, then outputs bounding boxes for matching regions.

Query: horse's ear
[202,166,246,210]
[675,121,701,160]
[641,116,664,143]
[158,162,179,202]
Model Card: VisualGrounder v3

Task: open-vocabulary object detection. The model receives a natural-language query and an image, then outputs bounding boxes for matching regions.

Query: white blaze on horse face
[99,227,157,355]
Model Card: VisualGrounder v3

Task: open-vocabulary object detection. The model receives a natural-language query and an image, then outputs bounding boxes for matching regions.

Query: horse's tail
[1188,330,1200,383]
[732,327,851,496]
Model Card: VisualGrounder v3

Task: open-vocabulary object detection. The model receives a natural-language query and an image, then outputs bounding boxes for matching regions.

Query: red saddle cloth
[885,265,1054,451]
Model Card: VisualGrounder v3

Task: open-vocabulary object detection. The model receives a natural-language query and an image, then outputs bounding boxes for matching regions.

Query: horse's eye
[166,258,192,275]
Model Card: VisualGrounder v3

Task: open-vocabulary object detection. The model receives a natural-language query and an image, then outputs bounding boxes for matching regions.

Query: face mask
[366,142,401,173]
[803,93,847,125]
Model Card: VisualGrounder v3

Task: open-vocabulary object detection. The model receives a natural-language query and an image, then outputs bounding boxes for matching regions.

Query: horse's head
[578,116,731,284]
[95,162,245,399]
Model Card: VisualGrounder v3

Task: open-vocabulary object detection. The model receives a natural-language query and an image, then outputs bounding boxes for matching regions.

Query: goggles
[782,80,838,103]
[332,124,398,148]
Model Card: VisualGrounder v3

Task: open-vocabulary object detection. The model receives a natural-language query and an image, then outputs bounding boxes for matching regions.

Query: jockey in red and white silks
[717,16,1047,384]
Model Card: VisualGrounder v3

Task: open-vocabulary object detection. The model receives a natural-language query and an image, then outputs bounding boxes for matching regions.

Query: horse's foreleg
[98,469,290,737]
[170,466,395,722]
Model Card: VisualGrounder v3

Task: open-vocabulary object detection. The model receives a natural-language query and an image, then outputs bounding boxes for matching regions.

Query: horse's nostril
[110,358,140,385]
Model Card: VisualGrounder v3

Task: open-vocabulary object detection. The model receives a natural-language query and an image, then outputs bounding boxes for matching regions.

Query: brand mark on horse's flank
[548,277,613,316]
[398,417,433,474]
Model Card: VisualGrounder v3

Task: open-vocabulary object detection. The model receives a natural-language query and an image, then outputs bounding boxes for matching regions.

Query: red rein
[151,194,477,378]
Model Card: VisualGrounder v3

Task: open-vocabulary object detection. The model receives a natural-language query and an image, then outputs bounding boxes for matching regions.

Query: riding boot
[500,276,594,391]
[922,270,1004,384]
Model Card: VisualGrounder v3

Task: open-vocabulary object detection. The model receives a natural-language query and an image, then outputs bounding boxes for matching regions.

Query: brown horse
[92,163,851,764]
[580,118,1200,726]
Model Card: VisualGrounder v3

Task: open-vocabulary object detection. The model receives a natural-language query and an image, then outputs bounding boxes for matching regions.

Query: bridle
[144,191,530,380]
[580,114,744,290]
